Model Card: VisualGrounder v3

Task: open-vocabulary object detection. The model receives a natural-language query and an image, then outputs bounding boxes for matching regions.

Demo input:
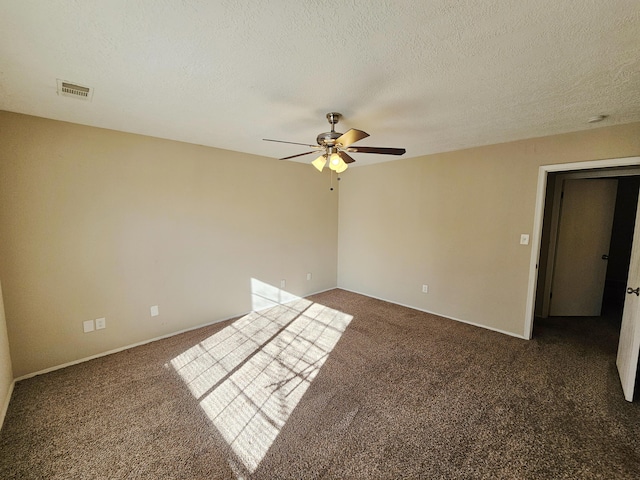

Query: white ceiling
[1,1,639,166]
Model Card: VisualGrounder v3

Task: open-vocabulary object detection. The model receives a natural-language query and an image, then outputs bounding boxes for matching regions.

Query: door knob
[627,287,640,296]
[601,254,609,260]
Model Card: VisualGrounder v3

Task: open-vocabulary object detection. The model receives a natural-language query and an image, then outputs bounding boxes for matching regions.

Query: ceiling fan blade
[347,146,406,155]
[335,129,369,148]
[279,151,317,160]
[337,151,356,164]
[264,138,320,148]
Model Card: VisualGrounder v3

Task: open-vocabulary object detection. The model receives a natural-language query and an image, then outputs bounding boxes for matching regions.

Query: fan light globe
[335,159,348,173]
[328,154,348,173]
[312,155,327,172]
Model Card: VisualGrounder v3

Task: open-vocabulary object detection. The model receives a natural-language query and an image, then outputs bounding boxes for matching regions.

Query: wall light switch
[280,279,286,288]
[95,317,106,330]
[307,273,312,281]
[520,234,530,245]
[150,305,159,317]
[83,319,95,333]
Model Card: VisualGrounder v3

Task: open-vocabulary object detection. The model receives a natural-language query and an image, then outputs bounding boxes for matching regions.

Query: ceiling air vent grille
[56,79,93,101]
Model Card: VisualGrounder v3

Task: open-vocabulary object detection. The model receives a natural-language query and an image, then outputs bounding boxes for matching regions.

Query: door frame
[524,156,640,339]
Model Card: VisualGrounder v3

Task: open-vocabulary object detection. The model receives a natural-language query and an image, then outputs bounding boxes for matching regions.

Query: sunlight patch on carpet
[169,279,352,474]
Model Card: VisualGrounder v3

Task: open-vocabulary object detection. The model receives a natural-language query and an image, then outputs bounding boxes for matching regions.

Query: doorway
[537,174,640,319]
[524,157,640,401]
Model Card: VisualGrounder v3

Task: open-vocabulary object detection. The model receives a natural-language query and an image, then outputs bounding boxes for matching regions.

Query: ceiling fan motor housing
[317,130,342,147]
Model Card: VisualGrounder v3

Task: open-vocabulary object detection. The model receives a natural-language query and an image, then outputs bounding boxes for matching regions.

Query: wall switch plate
[83,319,95,333]
[95,317,106,330]
[520,234,530,245]
[422,285,429,293]
[150,305,159,317]
[280,279,286,288]
[306,273,312,281]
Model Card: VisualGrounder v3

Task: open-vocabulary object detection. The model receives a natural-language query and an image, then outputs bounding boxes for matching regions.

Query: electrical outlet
[150,305,159,317]
[83,319,95,333]
[95,317,106,330]
[280,279,286,288]
[422,285,429,294]
[306,273,312,281]
[520,234,530,245]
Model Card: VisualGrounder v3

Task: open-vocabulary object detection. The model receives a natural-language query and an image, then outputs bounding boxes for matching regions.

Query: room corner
[0,277,14,431]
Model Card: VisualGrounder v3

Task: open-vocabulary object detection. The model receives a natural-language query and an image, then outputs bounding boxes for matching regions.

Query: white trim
[541,156,640,173]
[15,315,241,381]
[524,156,640,339]
[14,286,338,382]
[0,380,15,431]
[523,167,549,339]
[557,167,640,180]
[338,287,527,340]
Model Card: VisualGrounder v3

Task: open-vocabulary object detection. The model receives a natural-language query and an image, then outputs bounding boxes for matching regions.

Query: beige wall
[338,122,640,336]
[0,278,13,426]
[2,109,639,378]
[0,111,338,377]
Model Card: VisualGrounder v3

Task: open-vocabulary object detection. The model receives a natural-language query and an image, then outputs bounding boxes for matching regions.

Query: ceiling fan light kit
[264,112,406,178]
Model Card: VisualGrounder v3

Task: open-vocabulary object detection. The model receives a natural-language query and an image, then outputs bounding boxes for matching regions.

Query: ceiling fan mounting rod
[326,112,341,132]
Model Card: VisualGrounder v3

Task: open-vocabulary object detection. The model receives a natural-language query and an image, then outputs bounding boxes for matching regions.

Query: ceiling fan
[263,112,406,173]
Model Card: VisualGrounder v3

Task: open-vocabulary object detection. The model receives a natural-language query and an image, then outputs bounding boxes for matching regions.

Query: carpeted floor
[1,289,638,479]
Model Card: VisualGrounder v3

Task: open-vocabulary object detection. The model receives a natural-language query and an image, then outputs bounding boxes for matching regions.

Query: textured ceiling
[1,1,639,166]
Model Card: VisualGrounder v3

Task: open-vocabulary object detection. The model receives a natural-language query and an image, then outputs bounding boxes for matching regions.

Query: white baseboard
[14,313,244,382]
[0,380,15,431]
[337,287,527,340]
[15,286,338,382]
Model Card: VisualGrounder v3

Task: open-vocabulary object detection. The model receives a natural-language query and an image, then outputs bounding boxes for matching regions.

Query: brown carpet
[1,289,639,479]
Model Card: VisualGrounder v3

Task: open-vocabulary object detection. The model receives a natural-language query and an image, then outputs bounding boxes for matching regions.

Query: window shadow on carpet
[167,279,352,476]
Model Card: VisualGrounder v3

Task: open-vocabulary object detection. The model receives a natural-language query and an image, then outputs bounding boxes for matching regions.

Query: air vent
[56,79,93,101]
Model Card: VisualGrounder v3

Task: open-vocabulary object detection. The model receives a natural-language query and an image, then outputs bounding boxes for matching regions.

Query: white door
[549,179,618,316]
[617,194,640,402]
